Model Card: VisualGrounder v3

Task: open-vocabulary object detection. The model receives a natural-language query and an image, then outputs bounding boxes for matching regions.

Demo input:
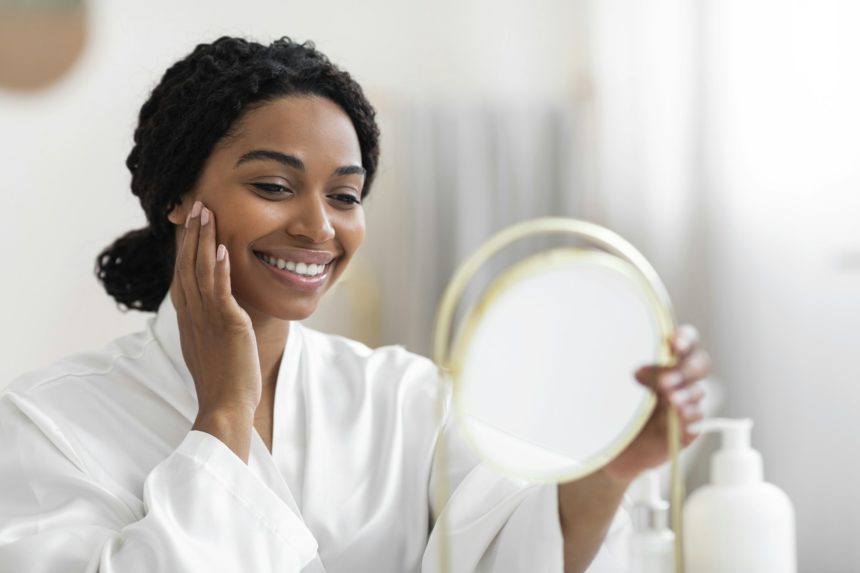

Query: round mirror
[435,219,675,484]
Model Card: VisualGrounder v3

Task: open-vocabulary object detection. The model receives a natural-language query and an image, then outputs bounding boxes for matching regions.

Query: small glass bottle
[629,470,675,573]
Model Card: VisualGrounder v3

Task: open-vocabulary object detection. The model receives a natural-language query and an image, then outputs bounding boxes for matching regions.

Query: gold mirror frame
[450,247,666,483]
[432,217,686,573]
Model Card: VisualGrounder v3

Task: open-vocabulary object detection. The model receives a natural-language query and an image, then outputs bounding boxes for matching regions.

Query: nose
[285,193,335,244]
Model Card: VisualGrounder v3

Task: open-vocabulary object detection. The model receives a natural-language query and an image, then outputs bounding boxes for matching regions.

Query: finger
[682,431,702,447]
[634,365,662,391]
[171,229,188,311]
[671,398,704,444]
[171,207,198,311]
[635,365,655,383]
[213,245,248,323]
[679,403,704,424]
[671,325,700,360]
[652,348,711,393]
[635,350,695,390]
[196,207,216,302]
[655,369,684,392]
[179,200,204,310]
[681,406,705,446]
[214,243,235,305]
[678,349,712,388]
[667,382,705,408]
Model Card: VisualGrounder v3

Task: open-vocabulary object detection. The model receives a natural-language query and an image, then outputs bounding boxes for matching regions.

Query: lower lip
[254,253,332,293]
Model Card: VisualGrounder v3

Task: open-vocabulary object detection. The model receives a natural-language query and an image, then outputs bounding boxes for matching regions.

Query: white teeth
[259,254,327,277]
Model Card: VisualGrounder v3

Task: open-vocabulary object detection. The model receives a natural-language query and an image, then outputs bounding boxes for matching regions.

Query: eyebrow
[235,149,366,178]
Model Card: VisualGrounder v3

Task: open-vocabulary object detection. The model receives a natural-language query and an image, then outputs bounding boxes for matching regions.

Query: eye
[330,193,362,207]
[251,182,293,197]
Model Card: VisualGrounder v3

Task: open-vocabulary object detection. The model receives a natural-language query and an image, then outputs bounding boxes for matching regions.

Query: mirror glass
[451,248,669,483]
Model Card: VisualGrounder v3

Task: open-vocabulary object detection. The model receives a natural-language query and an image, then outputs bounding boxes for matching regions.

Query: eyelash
[251,183,361,206]
[252,183,291,195]
[333,194,361,206]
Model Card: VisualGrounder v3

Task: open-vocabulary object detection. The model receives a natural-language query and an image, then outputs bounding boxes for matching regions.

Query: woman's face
[169,95,366,322]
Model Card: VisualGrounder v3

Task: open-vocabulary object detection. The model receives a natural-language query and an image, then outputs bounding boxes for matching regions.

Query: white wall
[702,1,860,570]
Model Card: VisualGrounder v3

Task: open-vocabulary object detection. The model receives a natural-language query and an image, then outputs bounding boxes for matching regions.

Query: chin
[235,294,321,323]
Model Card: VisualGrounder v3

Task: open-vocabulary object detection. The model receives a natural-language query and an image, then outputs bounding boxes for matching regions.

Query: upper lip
[253,248,338,265]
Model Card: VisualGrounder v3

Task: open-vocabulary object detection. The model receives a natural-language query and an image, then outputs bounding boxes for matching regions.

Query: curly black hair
[95,36,380,312]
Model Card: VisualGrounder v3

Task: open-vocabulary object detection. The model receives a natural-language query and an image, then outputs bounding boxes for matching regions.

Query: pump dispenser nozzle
[692,418,763,485]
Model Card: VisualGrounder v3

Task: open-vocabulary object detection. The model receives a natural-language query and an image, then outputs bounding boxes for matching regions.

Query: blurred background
[0,0,857,570]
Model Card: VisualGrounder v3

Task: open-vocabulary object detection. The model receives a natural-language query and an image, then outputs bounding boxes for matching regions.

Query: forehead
[221,95,362,167]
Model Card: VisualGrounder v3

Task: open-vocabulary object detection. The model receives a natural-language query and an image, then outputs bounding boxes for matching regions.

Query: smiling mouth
[253,251,331,278]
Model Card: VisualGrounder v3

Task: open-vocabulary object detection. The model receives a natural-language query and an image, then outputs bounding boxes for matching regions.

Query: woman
[0,37,709,572]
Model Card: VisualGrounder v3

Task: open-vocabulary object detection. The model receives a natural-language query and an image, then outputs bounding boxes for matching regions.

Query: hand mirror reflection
[434,218,676,484]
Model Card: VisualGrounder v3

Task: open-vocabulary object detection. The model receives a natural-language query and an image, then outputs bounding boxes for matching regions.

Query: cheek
[214,200,277,252]
[340,214,366,254]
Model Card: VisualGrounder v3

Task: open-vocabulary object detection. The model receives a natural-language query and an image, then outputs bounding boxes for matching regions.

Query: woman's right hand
[172,200,262,461]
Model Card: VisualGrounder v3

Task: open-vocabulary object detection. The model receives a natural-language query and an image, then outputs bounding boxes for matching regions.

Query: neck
[245,308,290,387]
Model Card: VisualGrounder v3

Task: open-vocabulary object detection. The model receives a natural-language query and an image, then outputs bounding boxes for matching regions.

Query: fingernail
[200,208,210,226]
[216,244,226,261]
[185,211,192,229]
[191,201,203,218]
[660,371,683,390]
[681,404,698,418]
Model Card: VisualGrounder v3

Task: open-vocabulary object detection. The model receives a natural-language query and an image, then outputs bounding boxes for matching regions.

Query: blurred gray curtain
[361,102,582,356]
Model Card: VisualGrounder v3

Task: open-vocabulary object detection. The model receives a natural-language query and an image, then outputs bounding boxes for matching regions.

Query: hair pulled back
[96,36,380,312]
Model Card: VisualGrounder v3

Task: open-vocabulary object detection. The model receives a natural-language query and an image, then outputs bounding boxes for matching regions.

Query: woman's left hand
[602,325,712,485]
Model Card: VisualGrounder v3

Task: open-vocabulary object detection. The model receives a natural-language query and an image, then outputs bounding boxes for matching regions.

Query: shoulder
[6,328,151,394]
[1,323,186,471]
[4,325,163,403]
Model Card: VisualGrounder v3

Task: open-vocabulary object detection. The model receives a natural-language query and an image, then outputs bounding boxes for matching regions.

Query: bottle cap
[629,469,670,532]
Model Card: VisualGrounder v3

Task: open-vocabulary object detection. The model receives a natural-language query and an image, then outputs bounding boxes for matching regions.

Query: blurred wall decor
[0,0,88,91]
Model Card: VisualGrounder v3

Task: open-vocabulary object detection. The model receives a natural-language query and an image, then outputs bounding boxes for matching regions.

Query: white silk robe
[0,297,630,572]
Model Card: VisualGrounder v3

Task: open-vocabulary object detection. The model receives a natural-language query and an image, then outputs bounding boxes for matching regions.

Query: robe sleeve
[421,414,632,573]
[0,393,319,573]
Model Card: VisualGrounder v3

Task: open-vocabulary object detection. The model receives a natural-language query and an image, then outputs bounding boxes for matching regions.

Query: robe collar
[149,295,303,423]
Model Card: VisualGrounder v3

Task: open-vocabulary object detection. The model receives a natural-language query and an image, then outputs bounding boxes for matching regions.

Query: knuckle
[690,385,705,402]
[195,261,211,281]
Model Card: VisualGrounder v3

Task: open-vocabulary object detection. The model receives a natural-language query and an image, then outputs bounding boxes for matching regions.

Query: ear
[166,199,189,226]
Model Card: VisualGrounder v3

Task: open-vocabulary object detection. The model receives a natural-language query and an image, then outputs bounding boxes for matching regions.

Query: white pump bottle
[683,418,796,573]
